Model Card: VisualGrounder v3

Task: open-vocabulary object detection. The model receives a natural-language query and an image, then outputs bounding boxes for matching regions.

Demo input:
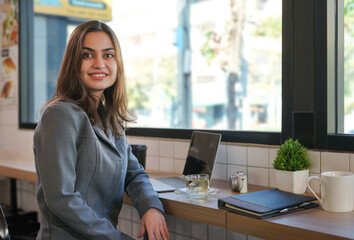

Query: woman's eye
[83,52,93,58]
[105,53,115,58]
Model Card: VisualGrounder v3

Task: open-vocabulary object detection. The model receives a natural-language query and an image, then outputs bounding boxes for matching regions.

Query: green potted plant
[273,138,311,194]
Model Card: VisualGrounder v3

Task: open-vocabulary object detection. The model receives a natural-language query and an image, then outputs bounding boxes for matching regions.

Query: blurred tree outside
[126,58,153,113]
[122,0,281,130]
[344,0,354,118]
[126,54,177,126]
[200,0,281,130]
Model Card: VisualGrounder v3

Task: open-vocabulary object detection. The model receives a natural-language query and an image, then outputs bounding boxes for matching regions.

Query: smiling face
[80,31,118,100]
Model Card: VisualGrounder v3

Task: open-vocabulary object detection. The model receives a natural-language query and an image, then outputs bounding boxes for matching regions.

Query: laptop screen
[182,131,221,176]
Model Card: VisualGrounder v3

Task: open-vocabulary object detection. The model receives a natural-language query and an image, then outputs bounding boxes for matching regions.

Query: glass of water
[185,174,210,199]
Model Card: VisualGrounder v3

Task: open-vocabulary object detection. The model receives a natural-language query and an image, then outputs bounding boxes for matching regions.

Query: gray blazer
[33,101,163,240]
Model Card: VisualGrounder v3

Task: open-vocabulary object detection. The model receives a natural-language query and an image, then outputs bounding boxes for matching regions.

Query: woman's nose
[93,56,105,68]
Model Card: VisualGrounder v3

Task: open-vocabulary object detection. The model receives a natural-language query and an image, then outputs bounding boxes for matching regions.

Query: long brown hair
[45,20,134,137]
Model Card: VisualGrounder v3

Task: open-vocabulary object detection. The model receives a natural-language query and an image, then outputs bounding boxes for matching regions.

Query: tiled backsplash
[1,130,354,239]
[128,136,353,192]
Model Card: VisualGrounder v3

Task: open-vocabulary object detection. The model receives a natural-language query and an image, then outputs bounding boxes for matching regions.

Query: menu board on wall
[0,0,18,109]
[34,0,112,21]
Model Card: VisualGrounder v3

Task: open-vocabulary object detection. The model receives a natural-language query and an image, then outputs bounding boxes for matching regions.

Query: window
[31,16,82,122]
[20,0,282,134]
[108,0,282,131]
[342,0,354,133]
[20,2,85,124]
[18,0,354,150]
[322,0,354,151]
[329,0,354,134]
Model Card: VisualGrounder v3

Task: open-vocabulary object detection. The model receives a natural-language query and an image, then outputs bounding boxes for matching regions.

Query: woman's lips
[89,73,108,80]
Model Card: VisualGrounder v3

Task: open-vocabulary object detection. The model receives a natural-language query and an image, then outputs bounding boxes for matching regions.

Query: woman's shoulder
[44,100,83,113]
[41,101,87,122]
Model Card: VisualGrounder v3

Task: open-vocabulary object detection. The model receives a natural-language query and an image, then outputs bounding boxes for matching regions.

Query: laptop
[150,131,222,193]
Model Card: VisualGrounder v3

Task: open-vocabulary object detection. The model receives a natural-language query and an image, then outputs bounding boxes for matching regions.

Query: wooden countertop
[0,154,36,183]
[227,208,354,240]
[156,179,270,228]
[0,156,353,239]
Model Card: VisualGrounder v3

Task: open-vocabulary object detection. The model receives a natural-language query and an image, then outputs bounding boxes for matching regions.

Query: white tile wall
[227,145,247,165]
[169,233,176,239]
[159,157,175,173]
[268,148,278,168]
[308,150,320,173]
[132,222,143,239]
[190,220,208,240]
[119,204,132,220]
[145,155,159,171]
[132,207,141,223]
[175,233,190,240]
[159,140,174,158]
[350,154,354,173]
[0,109,17,126]
[216,144,227,164]
[227,231,247,240]
[247,147,269,168]
[0,126,20,154]
[17,185,38,213]
[321,152,350,172]
[174,159,186,174]
[174,141,190,160]
[174,217,190,236]
[130,137,145,145]
[118,219,132,236]
[211,163,227,180]
[208,225,227,240]
[269,168,277,188]
[145,139,159,156]
[165,215,175,232]
[247,167,269,187]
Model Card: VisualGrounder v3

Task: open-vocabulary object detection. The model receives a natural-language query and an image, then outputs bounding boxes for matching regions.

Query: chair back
[0,205,10,240]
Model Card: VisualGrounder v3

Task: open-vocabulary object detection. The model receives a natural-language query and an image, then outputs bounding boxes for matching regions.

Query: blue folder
[218,189,319,219]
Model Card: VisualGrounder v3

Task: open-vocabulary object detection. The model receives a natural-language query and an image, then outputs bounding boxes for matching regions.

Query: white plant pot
[275,169,309,194]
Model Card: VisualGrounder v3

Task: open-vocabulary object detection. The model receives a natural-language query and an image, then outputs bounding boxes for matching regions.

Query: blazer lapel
[92,124,119,155]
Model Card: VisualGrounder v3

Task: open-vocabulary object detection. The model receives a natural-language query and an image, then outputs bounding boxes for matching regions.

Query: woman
[33,20,170,240]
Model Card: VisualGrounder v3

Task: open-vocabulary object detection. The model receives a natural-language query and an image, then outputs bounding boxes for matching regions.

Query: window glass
[108,0,282,131]
[343,0,354,133]
[27,14,83,123]
[22,0,282,132]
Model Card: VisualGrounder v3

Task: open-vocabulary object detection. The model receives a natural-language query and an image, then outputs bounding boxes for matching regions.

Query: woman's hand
[137,208,170,240]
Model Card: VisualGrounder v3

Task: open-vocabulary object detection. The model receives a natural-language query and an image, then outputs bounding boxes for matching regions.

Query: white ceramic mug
[307,171,354,212]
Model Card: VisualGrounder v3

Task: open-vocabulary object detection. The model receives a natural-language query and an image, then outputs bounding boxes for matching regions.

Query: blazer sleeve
[34,104,125,239]
[123,137,164,218]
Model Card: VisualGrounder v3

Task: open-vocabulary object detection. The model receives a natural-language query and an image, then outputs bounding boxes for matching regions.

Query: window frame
[326,0,354,151]
[314,0,354,152]
[19,0,34,129]
[20,0,354,151]
[19,0,284,145]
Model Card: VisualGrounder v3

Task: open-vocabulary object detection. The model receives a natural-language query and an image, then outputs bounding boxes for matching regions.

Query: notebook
[150,131,221,193]
[218,189,319,219]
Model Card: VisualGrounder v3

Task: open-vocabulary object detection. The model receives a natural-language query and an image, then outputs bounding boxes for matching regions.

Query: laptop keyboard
[156,177,186,189]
